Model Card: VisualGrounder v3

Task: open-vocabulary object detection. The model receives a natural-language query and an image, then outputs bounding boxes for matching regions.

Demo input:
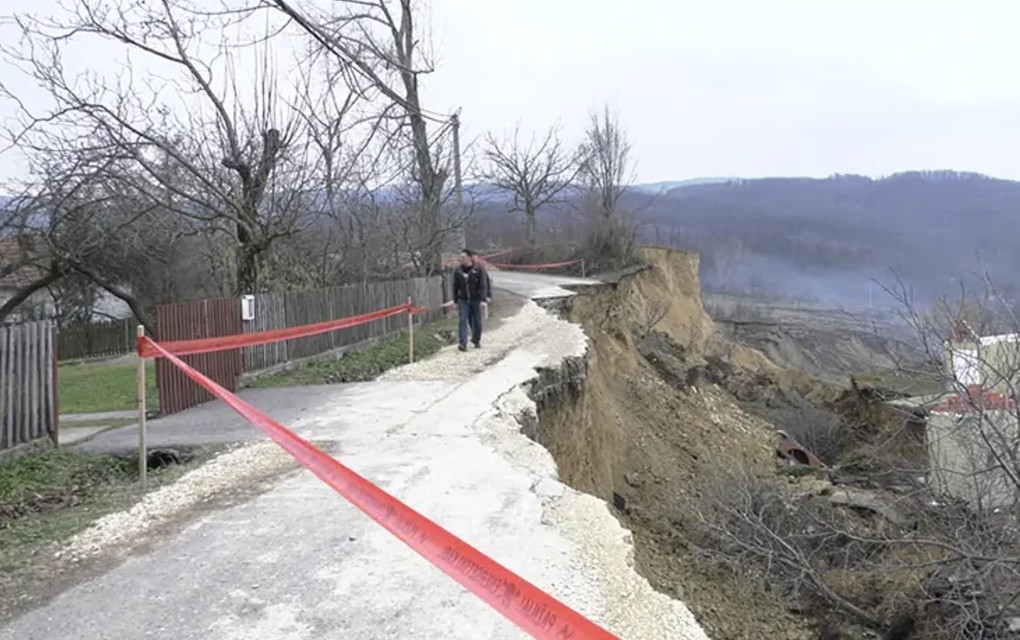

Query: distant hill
[630,178,733,194]
[471,170,1020,307]
[628,171,1020,306]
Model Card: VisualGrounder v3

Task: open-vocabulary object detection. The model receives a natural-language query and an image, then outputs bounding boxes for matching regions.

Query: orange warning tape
[488,259,584,270]
[479,247,518,260]
[139,336,620,640]
[138,303,425,359]
[442,248,518,268]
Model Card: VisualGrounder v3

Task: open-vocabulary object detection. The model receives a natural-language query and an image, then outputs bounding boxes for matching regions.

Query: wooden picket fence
[155,298,243,416]
[0,321,58,458]
[241,276,445,373]
[154,276,445,415]
[57,317,135,362]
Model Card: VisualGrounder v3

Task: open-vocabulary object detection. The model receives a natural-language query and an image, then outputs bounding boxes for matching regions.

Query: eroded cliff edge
[521,247,818,640]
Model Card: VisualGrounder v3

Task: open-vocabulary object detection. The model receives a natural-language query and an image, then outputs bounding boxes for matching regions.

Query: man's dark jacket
[452,264,489,303]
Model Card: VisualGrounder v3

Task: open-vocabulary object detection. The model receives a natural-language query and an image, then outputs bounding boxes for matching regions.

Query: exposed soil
[704,293,921,385]
[530,248,818,639]
[524,247,1008,639]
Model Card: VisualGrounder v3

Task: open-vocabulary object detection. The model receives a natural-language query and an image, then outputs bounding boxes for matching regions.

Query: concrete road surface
[2,271,709,640]
[71,383,441,455]
[488,269,599,300]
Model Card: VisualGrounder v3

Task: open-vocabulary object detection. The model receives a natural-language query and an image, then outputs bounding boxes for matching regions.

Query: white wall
[950,347,983,386]
[928,410,1020,509]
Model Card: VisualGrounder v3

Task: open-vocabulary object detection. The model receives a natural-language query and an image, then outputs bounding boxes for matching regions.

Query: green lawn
[252,320,456,388]
[58,360,158,415]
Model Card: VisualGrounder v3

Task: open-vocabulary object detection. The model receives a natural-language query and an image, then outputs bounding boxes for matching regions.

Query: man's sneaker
[458,345,468,352]
[472,341,480,349]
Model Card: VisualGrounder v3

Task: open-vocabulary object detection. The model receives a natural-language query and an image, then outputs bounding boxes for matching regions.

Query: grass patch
[58,360,158,414]
[0,449,183,569]
[0,447,213,618]
[252,319,456,388]
[0,450,133,525]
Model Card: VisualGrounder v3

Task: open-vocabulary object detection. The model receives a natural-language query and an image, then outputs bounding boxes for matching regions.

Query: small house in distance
[0,236,50,322]
[920,322,1020,508]
[944,320,1020,393]
[925,385,1018,508]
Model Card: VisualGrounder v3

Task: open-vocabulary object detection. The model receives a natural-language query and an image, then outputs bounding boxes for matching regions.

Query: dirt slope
[529,248,816,639]
[705,294,921,385]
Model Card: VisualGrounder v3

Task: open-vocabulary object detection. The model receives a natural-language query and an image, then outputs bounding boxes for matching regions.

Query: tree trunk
[235,242,259,295]
[225,128,281,295]
[408,111,444,275]
[397,2,446,276]
[234,212,264,295]
[525,204,537,249]
[67,261,155,334]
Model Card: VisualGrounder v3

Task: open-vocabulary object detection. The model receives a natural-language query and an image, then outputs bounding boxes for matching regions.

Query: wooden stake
[407,297,414,364]
[136,325,148,491]
[581,259,587,278]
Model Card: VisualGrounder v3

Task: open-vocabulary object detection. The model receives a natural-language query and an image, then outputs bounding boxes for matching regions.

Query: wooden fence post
[136,325,147,490]
[407,297,414,364]
[49,325,58,447]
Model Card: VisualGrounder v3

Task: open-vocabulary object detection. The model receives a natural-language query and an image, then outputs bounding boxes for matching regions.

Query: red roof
[931,385,1016,413]
[949,321,978,343]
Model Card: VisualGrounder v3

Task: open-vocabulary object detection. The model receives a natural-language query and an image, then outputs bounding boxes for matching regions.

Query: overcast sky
[2,0,1019,184]
[428,0,1020,182]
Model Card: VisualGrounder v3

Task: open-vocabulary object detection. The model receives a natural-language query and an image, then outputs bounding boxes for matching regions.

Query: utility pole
[451,112,466,252]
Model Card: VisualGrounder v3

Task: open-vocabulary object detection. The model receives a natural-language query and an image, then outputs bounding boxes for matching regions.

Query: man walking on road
[453,249,489,351]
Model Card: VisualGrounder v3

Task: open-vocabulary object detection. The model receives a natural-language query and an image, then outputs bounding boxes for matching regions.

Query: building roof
[930,385,1016,414]
[947,320,1020,346]
[949,321,978,343]
[978,333,1020,347]
[0,237,46,290]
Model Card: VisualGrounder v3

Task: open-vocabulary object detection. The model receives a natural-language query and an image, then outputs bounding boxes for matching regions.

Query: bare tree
[480,125,581,249]
[636,298,669,338]
[0,152,206,331]
[0,1,310,300]
[578,105,637,265]
[267,0,453,274]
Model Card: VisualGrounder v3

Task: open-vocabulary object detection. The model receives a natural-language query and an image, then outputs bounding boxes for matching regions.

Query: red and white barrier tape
[138,336,620,640]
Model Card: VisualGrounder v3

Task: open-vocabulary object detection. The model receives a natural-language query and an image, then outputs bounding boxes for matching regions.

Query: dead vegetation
[530,247,1020,640]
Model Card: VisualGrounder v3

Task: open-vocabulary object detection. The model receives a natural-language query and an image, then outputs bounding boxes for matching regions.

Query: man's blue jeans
[457,300,482,347]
